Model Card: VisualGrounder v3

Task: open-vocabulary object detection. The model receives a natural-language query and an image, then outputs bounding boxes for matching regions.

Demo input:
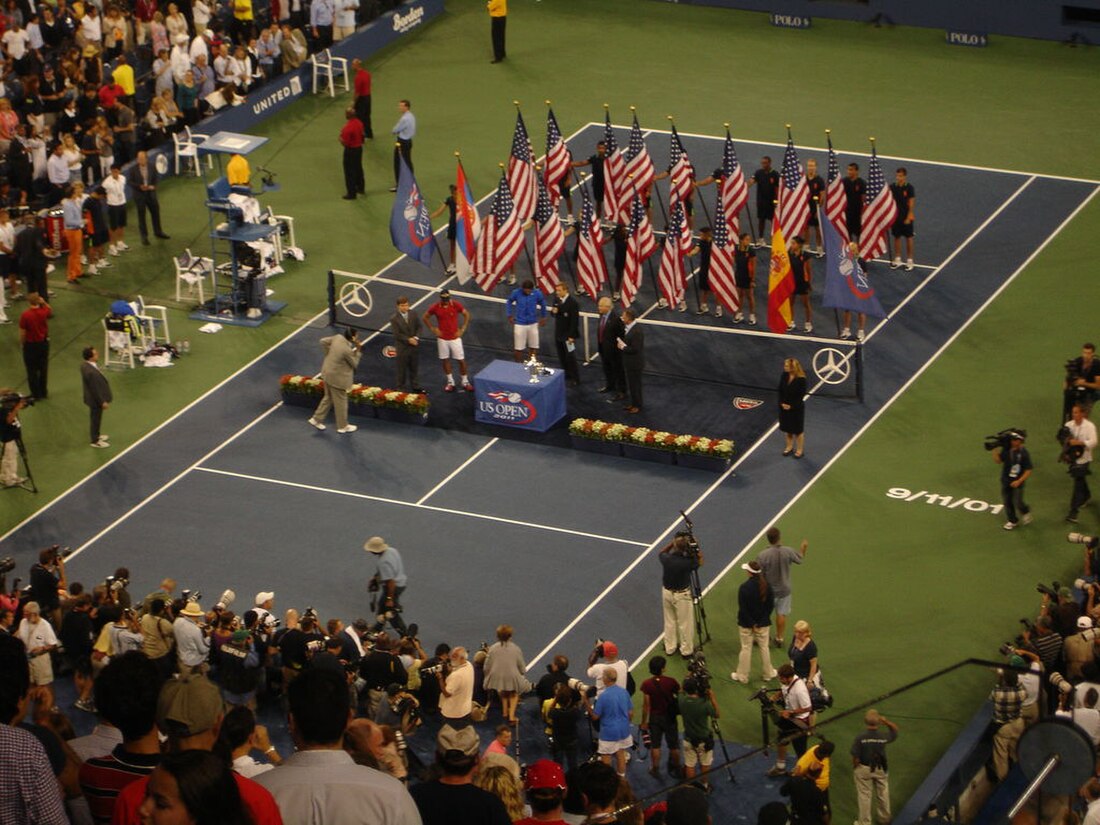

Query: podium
[473,360,567,433]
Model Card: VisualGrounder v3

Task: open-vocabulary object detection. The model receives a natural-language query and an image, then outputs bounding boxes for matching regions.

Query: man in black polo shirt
[571,141,607,218]
[843,163,866,242]
[804,159,826,257]
[749,156,779,244]
[659,534,702,658]
[889,167,915,271]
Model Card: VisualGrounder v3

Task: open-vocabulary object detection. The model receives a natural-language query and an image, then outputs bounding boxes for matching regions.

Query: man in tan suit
[309,328,362,433]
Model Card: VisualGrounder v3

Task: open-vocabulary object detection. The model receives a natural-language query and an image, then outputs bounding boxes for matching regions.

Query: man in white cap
[173,599,210,675]
[253,592,276,631]
[365,536,407,635]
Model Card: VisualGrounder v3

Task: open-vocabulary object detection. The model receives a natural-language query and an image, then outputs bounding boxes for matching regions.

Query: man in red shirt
[352,58,372,139]
[339,107,365,201]
[422,288,473,392]
[18,292,51,400]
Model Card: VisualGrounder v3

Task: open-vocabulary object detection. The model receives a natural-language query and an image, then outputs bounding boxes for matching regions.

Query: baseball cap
[255,591,274,606]
[1079,616,1094,630]
[231,629,251,644]
[601,641,618,659]
[157,674,224,738]
[436,724,480,757]
[439,289,451,300]
[742,560,762,574]
[524,758,566,791]
[1059,586,1073,600]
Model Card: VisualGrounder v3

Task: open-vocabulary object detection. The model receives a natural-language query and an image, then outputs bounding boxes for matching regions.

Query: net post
[327,270,337,326]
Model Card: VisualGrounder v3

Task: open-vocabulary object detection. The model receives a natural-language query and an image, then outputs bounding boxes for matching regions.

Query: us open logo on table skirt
[481,391,537,425]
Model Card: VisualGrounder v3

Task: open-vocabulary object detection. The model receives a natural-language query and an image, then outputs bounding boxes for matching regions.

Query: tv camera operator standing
[1,391,30,489]
[660,528,703,659]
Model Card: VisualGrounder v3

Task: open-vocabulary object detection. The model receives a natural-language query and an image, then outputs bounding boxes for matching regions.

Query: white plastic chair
[311,49,349,97]
[173,127,213,176]
[174,249,215,303]
[131,295,170,348]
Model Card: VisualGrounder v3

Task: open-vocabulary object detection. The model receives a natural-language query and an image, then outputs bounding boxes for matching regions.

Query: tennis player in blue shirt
[506,279,547,361]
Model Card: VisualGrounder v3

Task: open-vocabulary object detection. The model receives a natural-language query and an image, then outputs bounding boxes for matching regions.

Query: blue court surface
[4,124,1097,693]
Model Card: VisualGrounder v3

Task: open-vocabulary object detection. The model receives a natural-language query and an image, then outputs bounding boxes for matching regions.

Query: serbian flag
[454,161,480,284]
[821,211,886,318]
[767,227,795,333]
[389,153,436,267]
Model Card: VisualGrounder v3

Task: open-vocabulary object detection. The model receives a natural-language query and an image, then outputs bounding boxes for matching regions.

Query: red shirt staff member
[18,291,52,400]
[422,288,473,392]
[351,58,372,139]
[339,108,365,201]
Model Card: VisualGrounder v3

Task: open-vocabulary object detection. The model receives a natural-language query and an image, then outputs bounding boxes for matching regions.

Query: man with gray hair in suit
[309,327,362,434]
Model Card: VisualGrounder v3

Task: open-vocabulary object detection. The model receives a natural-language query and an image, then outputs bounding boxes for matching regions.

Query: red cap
[602,641,618,659]
[525,758,566,791]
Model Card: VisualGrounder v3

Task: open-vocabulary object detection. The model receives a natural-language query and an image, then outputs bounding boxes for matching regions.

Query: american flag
[667,124,695,205]
[719,129,749,236]
[575,188,608,298]
[544,107,570,205]
[621,192,656,307]
[657,198,688,307]
[776,132,810,242]
[824,132,848,242]
[507,111,538,222]
[859,145,898,261]
[473,173,524,293]
[533,177,565,294]
[621,113,655,222]
[708,187,740,313]
[602,111,626,225]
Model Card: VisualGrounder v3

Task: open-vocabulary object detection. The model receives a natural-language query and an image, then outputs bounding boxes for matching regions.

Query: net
[327,269,863,399]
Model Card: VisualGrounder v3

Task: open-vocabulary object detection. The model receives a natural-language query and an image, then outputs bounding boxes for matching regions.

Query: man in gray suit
[309,328,362,434]
[389,296,422,392]
[81,346,113,448]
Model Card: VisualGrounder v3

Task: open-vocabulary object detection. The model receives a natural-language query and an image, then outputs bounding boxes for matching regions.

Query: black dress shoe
[142,238,151,246]
[611,392,625,401]
[155,233,170,239]
[342,194,356,200]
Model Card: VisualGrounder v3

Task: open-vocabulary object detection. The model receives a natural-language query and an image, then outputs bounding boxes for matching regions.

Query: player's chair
[311,49,349,97]
[131,295,170,349]
[174,249,215,304]
[102,316,136,369]
[173,127,213,176]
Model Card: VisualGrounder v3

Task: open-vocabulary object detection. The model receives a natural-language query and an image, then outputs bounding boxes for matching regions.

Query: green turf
[2,0,1098,815]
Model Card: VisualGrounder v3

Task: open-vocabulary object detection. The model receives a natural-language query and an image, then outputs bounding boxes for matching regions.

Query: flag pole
[394,140,444,271]
[627,173,661,306]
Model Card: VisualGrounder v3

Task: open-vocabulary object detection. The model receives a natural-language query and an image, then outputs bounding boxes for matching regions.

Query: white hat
[1079,616,1094,630]
[255,591,275,606]
[180,601,205,618]
[364,536,388,554]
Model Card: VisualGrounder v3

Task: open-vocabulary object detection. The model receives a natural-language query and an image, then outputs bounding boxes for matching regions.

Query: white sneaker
[786,323,795,333]
[97,258,112,268]
[90,438,110,448]
[890,257,901,269]
[81,254,88,265]
[118,241,130,251]
[109,244,120,256]
[905,258,914,271]
[804,322,813,333]
[337,424,358,433]
[695,304,709,315]
[748,313,757,325]
[714,306,723,317]
[856,329,865,341]
[840,328,851,340]
[46,263,55,274]
[1021,513,1033,525]
[733,312,744,323]
[307,417,326,431]
[657,298,668,309]
[1003,521,1017,531]
[87,263,99,275]
[730,672,748,684]
[445,264,456,274]
[677,300,687,312]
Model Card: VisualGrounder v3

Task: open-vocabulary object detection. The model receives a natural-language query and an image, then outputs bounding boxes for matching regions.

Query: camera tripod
[679,511,711,651]
[3,437,37,493]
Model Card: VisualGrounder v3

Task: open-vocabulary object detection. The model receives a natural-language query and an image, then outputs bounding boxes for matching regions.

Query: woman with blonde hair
[483,623,528,726]
[788,619,819,685]
[778,357,807,459]
[474,763,526,821]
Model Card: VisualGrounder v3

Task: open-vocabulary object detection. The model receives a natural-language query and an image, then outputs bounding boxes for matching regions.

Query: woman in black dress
[778,357,807,458]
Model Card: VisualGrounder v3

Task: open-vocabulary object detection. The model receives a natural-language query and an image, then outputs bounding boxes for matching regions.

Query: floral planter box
[675,452,733,473]
[568,418,734,468]
[621,443,677,465]
[569,436,624,457]
[279,376,430,423]
[374,407,429,425]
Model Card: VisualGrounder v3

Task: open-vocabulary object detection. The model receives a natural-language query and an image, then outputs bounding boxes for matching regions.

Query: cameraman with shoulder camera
[1064,404,1097,524]
[1064,343,1100,420]
[0,389,27,488]
[660,533,702,658]
[767,663,814,777]
[679,675,719,789]
[992,431,1032,530]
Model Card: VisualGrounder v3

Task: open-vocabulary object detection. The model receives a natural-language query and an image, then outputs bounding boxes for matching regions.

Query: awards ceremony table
[473,360,567,433]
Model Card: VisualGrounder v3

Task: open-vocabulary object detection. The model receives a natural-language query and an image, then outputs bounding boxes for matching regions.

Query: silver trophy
[524,353,544,383]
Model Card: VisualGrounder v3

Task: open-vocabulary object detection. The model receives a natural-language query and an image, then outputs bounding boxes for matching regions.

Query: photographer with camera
[767,663,814,777]
[376,682,422,737]
[679,675,719,790]
[1041,584,1082,638]
[0,389,28,488]
[581,667,633,778]
[365,536,409,636]
[640,655,682,780]
[546,681,582,772]
[992,431,1032,531]
[1063,616,1097,680]
[438,646,475,728]
[30,546,66,630]
[359,633,408,717]
[1065,343,1100,420]
[660,533,702,658]
[173,599,211,675]
[1063,404,1097,524]
[219,627,263,708]
[586,640,629,699]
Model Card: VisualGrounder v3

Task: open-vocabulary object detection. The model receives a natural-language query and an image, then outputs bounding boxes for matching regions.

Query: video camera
[0,557,14,576]
[675,510,702,559]
[104,574,129,594]
[984,428,1026,452]
[181,588,202,603]
[1,392,33,410]
[748,685,781,718]
[1057,425,1085,464]
[1069,533,1100,551]
[567,676,595,698]
[1036,580,1063,601]
[686,651,711,692]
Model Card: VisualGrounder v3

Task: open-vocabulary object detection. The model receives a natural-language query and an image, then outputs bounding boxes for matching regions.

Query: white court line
[417,438,499,505]
[629,182,1100,671]
[193,466,649,547]
[598,123,1100,186]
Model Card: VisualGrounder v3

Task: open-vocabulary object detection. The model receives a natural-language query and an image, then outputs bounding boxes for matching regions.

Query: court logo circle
[338,282,373,318]
[813,347,852,385]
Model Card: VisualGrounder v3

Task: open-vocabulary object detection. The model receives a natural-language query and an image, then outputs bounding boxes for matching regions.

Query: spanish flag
[767,228,795,333]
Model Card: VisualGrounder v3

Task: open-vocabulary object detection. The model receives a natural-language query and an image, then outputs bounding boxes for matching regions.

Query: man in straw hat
[365,536,408,635]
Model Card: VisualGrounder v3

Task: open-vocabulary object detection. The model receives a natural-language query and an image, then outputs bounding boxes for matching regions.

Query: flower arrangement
[280,375,429,415]
[569,418,734,459]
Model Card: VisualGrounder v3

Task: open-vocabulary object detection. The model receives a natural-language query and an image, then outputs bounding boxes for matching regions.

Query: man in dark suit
[596,296,625,399]
[618,309,644,414]
[125,150,170,245]
[390,296,422,392]
[551,281,580,386]
[81,346,113,448]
